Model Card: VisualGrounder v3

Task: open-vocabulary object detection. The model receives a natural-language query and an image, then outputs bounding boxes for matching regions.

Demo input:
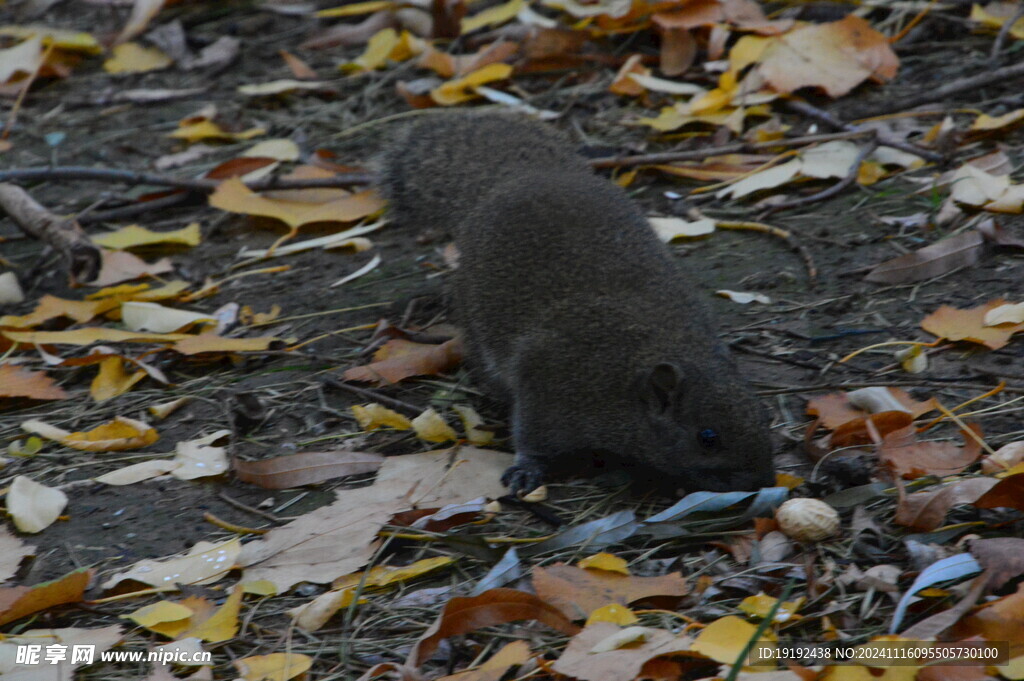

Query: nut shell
[775,498,840,542]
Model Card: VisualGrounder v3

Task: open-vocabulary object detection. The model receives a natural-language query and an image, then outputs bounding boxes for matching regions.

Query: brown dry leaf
[653,0,792,34]
[209,177,383,230]
[0,364,68,400]
[893,477,998,531]
[115,0,166,44]
[806,388,937,430]
[172,334,285,355]
[864,231,986,284]
[280,49,319,79]
[374,448,512,507]
[532,563,688,621]
[233,450,384,489]
[973,472,1024,512]
[830,411,915,448]
[967,537,1024,591]
[343,338,462,385]
[921,298,1024,350]
[0,568,91,627]
[980,441,1024,473]
[237,476,416,591]
[953,582,1024,646]
[91,249,175,287]
[751,15,898,97]
[551,621,696,681]
[880,425,984,480]
[406,588,579,667]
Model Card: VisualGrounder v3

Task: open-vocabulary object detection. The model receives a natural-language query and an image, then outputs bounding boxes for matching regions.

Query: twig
[700,216,818,282]
[0,166,375,191]
[588,130,872,169]
[319,374,424,416]
[0,183,102,283]
[763,140,879,215]
[77,192,199,224]
[990,3,1024,61]
[860,61,1024,117]
[783,99,943,163]
[217,491,284,523]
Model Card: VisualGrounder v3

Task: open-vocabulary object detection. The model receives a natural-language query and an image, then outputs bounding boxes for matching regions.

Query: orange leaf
[806,388,937,430]
[921,299,1024,350]
[209,177,383,230]
[0,294,118,328]
[532,563,689,621]
[880,425,983,479]
[343,338,463,385]
[0,365,68,400]
[406,589,579,667]
[0,568,92,627]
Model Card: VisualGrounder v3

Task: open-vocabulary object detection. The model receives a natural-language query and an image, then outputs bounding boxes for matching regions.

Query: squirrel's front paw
[501,463,546,497]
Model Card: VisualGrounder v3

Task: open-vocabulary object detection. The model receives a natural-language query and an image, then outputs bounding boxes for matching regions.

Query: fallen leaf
[103,537,241,591]
[91,249,175,287]
[0,364,68,400]
[921,298,1024,350]
[973,472,1024,512]
[552,621,695,681]
[971,2,1024,40]
[91,223,201,250]
[171,334,284,355]
[412,407,458,442]
[244,138,301,161]
[865,230,986,284]
[279,50,319,79]
[125,600,194,637]
[893,477,998,531]
[170,119,265,144]
[406,588,579,667]
[806,388,937,430]
[0,293,118,328]
[22,415,158,451]
[3,327,191,346]
[0,625,122,678]
[6,475,68,533]
[692,614,776,664]
[0,569,92,627]
[431,63,513,105]
[0,34,44,84]
[967,537,1024,591]
[351,402,414,430]
[209,177,383,230]
[234,450,384,489]
[981,441,1024,473]
[716,290,771,304]
[0,528,35,582]
[103,41,171,73]
[90,356,147,402]
[237,79,330,96]
[749,15,898,97]
[235,653,313,681]
[343,338,463,384]
[0,271,24,304]
[954,581,1024,646]
[649,216,716,241]
[984,301,1024,326]
[532,563,688,620]
[880,425,984,480]
[451,404,494,445]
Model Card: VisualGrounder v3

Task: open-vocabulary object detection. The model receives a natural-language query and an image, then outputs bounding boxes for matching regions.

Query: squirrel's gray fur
[378,112,775,495]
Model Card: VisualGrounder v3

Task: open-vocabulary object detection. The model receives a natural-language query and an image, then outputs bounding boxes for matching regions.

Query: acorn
[775,498,840,542]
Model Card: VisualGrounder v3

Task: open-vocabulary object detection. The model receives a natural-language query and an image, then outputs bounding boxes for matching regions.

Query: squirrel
[378,112,775,496]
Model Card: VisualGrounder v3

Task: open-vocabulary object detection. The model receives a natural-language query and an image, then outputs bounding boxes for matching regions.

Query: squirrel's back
[376,112,775,496]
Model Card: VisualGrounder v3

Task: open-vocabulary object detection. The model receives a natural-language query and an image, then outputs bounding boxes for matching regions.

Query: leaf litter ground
[1,2,1024,680]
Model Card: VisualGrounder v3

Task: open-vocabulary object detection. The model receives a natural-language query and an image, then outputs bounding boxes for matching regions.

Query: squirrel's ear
[641,362,681,414]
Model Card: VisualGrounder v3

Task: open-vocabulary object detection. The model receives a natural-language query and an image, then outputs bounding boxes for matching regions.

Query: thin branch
[860,60,1024,117]
[0,166,375,191]
[990,4,1024,61]
[764,140,879,215]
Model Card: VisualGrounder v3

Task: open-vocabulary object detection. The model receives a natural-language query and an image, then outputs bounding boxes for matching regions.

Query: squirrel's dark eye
[698,428,720,450]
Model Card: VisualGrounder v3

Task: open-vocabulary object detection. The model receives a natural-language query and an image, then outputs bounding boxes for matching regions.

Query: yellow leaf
[690,86,733,116]
[241,580,278,596]
[578,552,630,575]
[170,120,265,144]
[431,63,513,105]
[351,403,413,431]
[0,24,102,53]
[103,42,171,73]
[235,652,313,681]
[737,592,803,621]
[237,79,327,96]
[0,294,118,328]
[691,615,776,664]
[451,404,493,445]
[2,327,191,346]
[317,1,395,17]
[125,600,194,638]
[348,28,399,71]
[412,407,458,443]
[91,356,147,402]
[23,415,159,451]
[87,281,191,303]
[172,334,284,355]
[972,108,1024,131]
[183,586,243,642]
[208,177,384,229]
[775,472,804,489]
[461,0,524,34]
[971,3,1024,39]
[366,556,454,587]
[857,159,888,185]
[244,139,301,161]
[92,223,201,250]
[585,603,639,626]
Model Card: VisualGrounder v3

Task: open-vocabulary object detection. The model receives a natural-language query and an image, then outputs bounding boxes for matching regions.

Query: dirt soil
[1,1,1023,679]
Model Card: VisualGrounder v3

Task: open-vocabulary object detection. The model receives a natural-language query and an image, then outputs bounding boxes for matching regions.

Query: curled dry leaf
[412,407,458,443]
[0,568,92,627]
[344,337,463,385]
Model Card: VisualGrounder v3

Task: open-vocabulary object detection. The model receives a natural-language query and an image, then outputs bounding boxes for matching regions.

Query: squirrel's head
[635,359,775,493]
